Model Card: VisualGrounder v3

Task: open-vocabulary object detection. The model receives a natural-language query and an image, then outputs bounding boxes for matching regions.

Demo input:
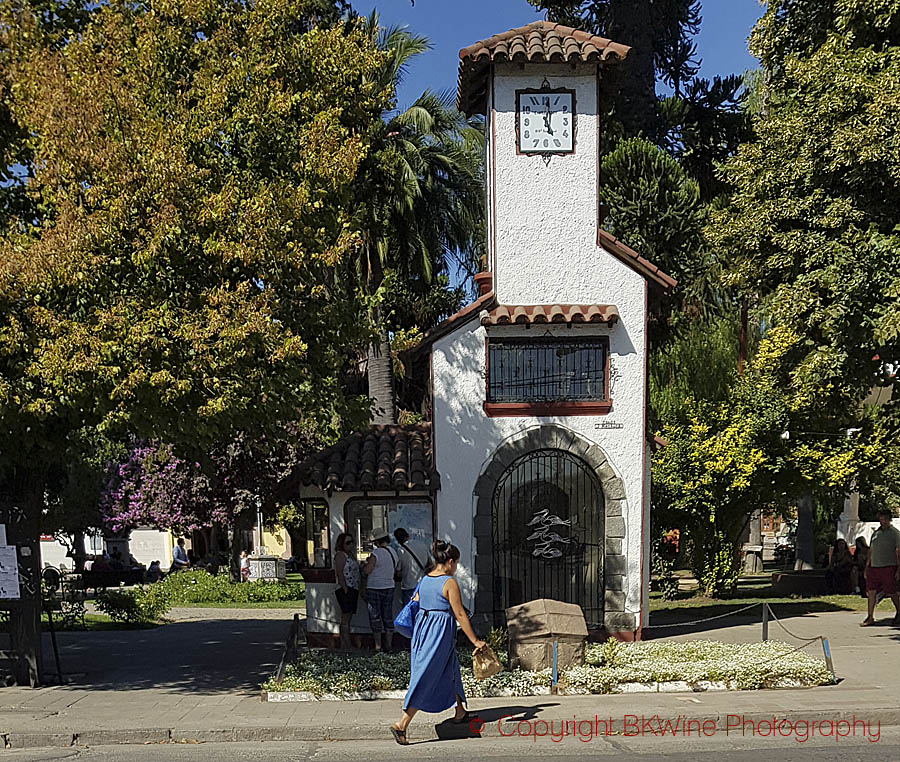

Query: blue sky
[357,0,764,108]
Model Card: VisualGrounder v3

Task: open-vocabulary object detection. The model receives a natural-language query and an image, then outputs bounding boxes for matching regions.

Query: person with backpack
[363,530,401,653]
[394,528,425,606]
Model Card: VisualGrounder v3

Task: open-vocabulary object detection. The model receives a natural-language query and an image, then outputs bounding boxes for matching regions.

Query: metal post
[45,607,63,685]
[550,640,558,695]
[821,637,835,679]
[761,602,769,642]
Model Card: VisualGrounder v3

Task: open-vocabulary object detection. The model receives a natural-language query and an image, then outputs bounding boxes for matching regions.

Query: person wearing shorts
[363,531,400,652]
[861,508,900,626]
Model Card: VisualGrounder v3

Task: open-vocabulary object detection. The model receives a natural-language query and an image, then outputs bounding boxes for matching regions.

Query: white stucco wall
[433,61,650,631]
[489,62,615,305]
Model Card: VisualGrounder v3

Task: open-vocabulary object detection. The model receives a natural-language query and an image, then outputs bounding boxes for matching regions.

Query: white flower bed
[263,640,833,698]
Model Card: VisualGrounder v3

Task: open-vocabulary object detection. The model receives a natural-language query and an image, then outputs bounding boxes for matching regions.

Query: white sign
[0,545,20,600]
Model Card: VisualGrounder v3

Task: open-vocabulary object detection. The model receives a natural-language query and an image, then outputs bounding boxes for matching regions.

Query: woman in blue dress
[390,540,486,745]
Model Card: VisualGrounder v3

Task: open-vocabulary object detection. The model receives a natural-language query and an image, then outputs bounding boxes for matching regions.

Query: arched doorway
[491,448,604,623]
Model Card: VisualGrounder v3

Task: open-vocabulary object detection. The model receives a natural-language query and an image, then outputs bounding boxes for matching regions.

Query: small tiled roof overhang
[458,21,631,116]
[481,303,619,326]
[288,424,439,494]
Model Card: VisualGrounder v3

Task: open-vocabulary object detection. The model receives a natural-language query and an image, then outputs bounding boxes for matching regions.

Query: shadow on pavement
[40,613,294,695]
[646,599,853,638]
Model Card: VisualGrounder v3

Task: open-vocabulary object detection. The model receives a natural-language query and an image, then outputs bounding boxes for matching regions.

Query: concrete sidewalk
[1,608,898,749]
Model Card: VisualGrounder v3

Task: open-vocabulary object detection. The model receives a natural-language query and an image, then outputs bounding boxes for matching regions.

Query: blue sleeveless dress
[403,574,466,712]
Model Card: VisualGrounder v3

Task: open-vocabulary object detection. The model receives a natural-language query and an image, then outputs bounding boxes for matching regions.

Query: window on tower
[484,336,611,417]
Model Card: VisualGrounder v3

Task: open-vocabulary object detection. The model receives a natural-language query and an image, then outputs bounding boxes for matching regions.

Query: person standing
[394,528,425,606]
[239,550,251,582]
[171,538,189,572]
[390,540,486,745]
[333,533,361,650]
[363,531,400,653]
[852,536,869,596]
[861,509,900,626]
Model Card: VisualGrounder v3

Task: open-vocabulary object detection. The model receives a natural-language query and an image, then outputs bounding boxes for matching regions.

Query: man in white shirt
[394,528,425,606]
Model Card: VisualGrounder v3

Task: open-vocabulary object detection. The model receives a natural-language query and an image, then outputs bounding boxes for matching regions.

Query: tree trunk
[228,511,254,582]
[607,0,657,139]
[5,479,44,686]
[72,530,87,573]
[367,325,396,425]
[737,299,748,375]
[794,492,815,571]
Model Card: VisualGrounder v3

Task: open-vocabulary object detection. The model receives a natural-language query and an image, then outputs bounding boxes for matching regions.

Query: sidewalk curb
[4,707,900,748]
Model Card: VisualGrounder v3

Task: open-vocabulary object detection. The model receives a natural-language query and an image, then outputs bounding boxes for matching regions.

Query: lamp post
[255,498,267,557]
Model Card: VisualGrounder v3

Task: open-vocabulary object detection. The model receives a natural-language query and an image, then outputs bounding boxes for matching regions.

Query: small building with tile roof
[290,20,673,643]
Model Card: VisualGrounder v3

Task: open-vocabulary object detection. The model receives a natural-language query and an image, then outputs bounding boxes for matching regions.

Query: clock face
[516,89,575,155]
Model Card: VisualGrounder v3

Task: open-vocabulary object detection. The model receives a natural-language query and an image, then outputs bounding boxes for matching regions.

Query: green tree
[351,14,484,424]
[0,0,388,684]
[709,0,900,481]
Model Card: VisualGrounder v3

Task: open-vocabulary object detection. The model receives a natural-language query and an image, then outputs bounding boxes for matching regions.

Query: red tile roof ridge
[596,228,676,290]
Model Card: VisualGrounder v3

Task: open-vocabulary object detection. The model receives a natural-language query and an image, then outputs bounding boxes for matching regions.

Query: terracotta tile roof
[597,229,677,291]
[293,424,439,494]
[481,304,619,326]
[458,21,631,116]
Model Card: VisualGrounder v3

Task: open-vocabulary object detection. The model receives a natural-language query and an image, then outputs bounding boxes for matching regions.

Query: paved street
[1,733,899,762]
[0,607,897,755]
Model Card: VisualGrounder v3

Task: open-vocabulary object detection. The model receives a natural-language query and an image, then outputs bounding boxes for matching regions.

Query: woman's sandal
[860,617,875,627]
[390,724,409,745]
[452,710,473,725]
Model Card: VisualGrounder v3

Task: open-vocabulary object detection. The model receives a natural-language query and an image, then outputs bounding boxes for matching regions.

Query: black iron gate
[491,448,604,624]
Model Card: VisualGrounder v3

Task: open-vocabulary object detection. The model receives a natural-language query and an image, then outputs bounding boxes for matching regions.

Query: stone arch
[471,425,631,633]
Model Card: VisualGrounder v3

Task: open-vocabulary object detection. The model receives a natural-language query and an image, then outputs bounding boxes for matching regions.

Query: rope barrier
[765,603,824,643]
[644,601,764,629]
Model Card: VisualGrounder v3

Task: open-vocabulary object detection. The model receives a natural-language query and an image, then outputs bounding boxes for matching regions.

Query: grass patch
[648,588,893,626]
[263,640,833,697]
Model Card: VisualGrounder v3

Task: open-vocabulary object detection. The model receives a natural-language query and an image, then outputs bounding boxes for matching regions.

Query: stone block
[509,639,585,672]
[506,598,588,639]
[554,427,579,451]
[606,574,626,591]
[606,516,626,538]
[474,554,493,574]
[604,611,636,632]
[473,513,492,538]
[475,534,494,555]
[605,478,626,500]
[604,590,626,612]
[506,598,588,671]
[605,555,627,576]
[605,538,622,556]
[605,499,624,517]
[595,461,615,482]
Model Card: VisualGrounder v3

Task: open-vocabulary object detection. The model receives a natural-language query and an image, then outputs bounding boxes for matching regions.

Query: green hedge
[95,585,171,626]
[158,570,306,604]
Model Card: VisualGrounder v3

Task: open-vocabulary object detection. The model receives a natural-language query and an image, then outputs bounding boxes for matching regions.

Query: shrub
[95,585,171,625]
[157,570,305,605]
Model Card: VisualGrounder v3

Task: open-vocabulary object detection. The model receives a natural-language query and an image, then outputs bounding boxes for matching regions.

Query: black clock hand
[544,104,554,135]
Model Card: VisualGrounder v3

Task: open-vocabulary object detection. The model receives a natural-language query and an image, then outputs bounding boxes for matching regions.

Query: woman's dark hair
[834,538,848,552]
[856,536,868,548]
[335,533,354,554]
[426,540,460,571]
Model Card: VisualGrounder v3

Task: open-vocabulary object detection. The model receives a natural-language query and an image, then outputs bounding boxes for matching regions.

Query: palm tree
[352,13,485,425]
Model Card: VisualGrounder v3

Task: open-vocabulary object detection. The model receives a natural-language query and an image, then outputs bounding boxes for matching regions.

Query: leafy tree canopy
[0,0,390,494]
